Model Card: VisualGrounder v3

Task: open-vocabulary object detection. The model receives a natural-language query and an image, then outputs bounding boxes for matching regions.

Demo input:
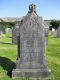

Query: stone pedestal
[12,69,51,78]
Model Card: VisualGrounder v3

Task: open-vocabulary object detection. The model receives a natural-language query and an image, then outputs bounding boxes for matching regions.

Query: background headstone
[0,24,6,37]
[57,26,60,37]
[0,24,6,35]
[6,28,12,34]
[44,23,49,45]
[12,23,19,44]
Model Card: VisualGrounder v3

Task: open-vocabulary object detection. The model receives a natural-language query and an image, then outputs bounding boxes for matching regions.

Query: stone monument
[57,25,60,37]
[12,23,19,44]
[44,23,49,45]
[0,24,6,36]
[12,4,51,79]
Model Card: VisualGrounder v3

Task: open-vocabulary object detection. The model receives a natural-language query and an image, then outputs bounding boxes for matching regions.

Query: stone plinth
[12,69,51,78]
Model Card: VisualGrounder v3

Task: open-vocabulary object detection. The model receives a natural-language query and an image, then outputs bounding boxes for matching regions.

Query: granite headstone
[12,24,19,44]
[45,25,49,45]
[12,4,51,79]
[57,26,60,37]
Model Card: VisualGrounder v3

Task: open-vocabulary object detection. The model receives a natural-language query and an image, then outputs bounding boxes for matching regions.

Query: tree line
[49,20,60,30]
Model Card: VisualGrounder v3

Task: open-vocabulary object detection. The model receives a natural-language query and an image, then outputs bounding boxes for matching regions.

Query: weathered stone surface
[12,69,51,78]
[57,26,60,37]
[6,28,12,34]
[12,24,19,44]
[12,4,51,78]
[44,22,49,45]
[0,24,6,35]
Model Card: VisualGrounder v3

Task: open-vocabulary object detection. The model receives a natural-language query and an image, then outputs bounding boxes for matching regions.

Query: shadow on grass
[0,56,15,78]
[6,36,12,38]
[0,42,13,45]
[49,36,56,38]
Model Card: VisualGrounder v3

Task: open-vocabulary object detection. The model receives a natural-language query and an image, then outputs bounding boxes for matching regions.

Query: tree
[56,20,60,25]
[8,23,15,29]
[49,20,59,30]
[0,22,15,29]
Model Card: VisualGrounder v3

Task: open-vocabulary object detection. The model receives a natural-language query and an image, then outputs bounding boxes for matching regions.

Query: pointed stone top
[29,3,36,13]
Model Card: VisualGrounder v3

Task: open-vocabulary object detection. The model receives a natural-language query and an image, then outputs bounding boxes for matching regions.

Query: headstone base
[12,69,51,79]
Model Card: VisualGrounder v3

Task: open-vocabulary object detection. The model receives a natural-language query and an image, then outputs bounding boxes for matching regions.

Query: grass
[0,34,60,80]
[46,36,60,80]
[0,34,17,80]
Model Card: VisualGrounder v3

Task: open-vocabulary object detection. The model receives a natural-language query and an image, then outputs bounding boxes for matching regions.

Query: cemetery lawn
[0,35,60,80]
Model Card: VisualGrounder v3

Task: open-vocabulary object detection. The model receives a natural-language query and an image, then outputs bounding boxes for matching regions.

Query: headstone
[0,24,5,37]
[12,4,51,79]
[51,28,57,37]
[57,26,60,37]
[0,31,3,35]
[12,23,19,44]
[0,24,6,35]
[6,28,12,34]
[44,23,49,45]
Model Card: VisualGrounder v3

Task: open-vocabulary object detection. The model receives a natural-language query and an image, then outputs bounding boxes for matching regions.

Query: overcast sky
[0,0,60,20]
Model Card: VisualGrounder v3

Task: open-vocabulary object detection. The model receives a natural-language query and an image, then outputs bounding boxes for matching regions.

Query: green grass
[0,34,17,80]
[0,35,60,80]
[46,36,60,80]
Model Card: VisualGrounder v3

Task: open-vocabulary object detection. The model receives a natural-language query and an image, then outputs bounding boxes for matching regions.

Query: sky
[0,0,60,20]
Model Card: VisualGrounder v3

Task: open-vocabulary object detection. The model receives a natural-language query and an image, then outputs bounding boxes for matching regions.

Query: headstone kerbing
[12,4,51,78]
